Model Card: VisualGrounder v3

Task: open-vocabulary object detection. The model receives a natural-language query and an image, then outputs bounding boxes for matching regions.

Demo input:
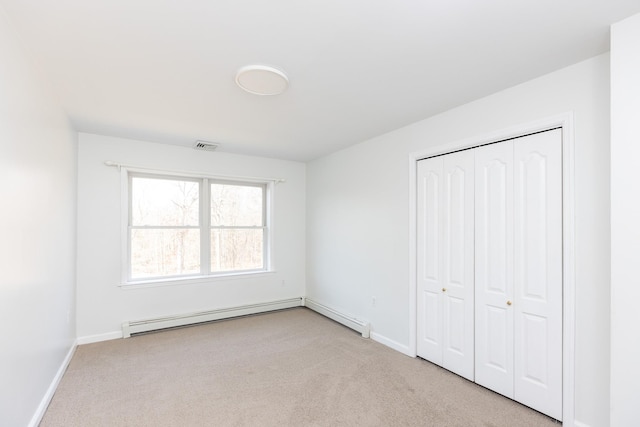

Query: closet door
[441,151,475,379]
[417,150,474,380]
[513,129,563,420]
[474,130,563,420]
[474,141,515,398]
[417,156,444,366]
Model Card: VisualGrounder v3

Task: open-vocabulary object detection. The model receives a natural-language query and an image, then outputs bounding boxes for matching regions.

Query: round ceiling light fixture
[235,65,289,96]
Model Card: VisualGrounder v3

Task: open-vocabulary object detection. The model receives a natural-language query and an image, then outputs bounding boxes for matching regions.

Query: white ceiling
[2,0,639,161]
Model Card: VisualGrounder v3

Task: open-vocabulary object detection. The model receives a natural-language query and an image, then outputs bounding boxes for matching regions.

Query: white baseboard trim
[303,298,370,338]
[573,420,592,427]
[28,340,77,427]
[370,332,412,356]
[77,331,123,345]
[122,298,304,337]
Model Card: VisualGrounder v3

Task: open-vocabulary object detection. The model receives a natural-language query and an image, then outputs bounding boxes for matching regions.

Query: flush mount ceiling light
[235,65,289,96]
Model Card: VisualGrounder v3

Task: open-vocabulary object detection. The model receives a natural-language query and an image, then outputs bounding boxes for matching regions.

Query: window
[126,172,269,283]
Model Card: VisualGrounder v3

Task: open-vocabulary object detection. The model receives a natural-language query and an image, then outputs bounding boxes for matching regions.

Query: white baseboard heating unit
[122,298,303,338]
[303,298,370,338]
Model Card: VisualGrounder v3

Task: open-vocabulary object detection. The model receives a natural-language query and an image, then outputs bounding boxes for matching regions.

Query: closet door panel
[417,150,474,380]
[513,129,563,420]
[474,141,514,398]
[417,157,444,364]
[441,150,475,380]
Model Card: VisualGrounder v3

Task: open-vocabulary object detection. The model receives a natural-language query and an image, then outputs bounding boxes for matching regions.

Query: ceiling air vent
[193,140,219,152]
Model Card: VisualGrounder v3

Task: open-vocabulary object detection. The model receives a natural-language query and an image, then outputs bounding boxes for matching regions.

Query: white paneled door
[417,150,475,381]
[417,156,444,366]
[512,130,563,420]
[474,140,515,398]
[417,129,563,421]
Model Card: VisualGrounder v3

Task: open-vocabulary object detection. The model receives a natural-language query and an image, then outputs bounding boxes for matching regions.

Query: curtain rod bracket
[104,160,122,171]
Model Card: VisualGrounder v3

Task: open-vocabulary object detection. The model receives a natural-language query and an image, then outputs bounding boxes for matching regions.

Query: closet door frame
[408,113,576,425]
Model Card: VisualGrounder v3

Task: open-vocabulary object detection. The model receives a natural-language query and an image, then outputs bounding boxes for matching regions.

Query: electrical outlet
[372,296,377,307]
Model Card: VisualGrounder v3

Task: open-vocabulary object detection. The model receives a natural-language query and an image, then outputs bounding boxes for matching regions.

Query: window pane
[210,229,263,272]
[131,229,200,279]
[132,177,199,226]
[210,183,263,226]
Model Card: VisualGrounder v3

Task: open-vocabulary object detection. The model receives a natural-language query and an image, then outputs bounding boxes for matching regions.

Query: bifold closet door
[512,130,562,420]
[474,140,515,397]
[475,129,563,420]
[417,150,474,381]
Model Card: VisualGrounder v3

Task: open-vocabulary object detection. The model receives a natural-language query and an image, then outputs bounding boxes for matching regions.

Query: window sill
[119,270,276,290]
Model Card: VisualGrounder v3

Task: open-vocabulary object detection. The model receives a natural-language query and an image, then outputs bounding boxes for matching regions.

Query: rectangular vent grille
[194,140,218,151]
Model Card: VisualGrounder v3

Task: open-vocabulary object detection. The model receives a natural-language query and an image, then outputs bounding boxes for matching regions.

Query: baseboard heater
[122,298,303,338]
[303,298,370,338]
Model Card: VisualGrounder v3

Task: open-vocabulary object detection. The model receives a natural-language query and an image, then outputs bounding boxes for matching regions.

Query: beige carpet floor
[41,308,560,426]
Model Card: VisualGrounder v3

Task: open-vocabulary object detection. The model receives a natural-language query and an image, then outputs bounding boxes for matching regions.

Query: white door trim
[408,112,576,425]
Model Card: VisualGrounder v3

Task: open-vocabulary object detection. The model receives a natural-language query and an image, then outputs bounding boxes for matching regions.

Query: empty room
[1,1,639,426]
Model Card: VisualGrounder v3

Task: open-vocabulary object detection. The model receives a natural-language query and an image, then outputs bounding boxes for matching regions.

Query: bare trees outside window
[210,183,264,272]
[128,173,267,282]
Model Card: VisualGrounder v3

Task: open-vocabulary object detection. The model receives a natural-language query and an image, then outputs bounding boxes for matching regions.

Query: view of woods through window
[129,175,265,280]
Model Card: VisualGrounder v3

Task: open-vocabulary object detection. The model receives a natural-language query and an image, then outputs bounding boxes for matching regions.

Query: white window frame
[120,167,274,287]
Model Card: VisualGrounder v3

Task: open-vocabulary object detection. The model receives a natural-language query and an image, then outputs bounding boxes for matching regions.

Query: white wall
[610,13,640,427]
[0,7,77,427]
[76,133,306,340]
[307,54,610,426]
